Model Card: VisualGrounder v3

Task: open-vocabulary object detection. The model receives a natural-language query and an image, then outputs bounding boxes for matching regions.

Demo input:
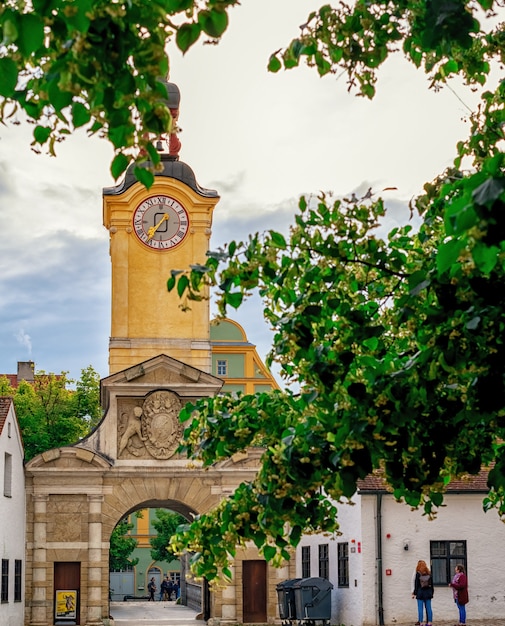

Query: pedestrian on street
[411,559,434,626]
[147,577,156,602]
[449,564,469,625]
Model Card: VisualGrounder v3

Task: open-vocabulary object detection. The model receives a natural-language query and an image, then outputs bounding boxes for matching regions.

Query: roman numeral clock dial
[133,195,189,250]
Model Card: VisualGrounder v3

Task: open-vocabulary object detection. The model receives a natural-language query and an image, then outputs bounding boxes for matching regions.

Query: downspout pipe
[377,492,385,625]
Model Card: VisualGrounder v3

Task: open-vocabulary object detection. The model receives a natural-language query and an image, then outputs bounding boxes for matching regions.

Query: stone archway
[24,355,293,626]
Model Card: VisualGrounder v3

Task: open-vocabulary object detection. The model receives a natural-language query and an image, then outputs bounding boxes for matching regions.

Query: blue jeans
[456,599,466,624]
[417,598,432,623]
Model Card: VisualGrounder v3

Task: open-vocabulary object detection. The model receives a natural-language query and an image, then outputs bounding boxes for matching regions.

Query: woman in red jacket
[449,564,469,626]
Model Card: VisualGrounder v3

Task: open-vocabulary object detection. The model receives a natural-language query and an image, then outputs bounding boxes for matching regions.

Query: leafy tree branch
[167,1,505,582]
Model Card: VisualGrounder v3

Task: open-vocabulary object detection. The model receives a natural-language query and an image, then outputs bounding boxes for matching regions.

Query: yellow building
[210,318,280,394]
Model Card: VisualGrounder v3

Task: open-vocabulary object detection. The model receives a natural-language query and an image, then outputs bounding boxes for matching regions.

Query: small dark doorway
[54,562,80,624]
[242,560,267,623]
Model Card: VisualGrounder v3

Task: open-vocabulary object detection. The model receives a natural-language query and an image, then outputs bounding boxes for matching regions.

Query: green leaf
[226,292,243,309]
[111,153,129,180]
[1,17,18,45]
[47,79,73,112]
[436,239,464,275]
[198,9,228,38]
[33,125,51,145]
[472,243,499,274]
[270,231,287,249]
[133,166,154,189]
[176,23,201,53]
[263,545,276,561]
[0,57,18,97]
[177,274,190,298]
[165,0,194,12]
[267,54,282,73]
[166,276,176,292]
[17,13,44,55]
[71,102,91,128]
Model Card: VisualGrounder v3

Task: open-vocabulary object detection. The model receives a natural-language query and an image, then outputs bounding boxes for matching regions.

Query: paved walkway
[109,604,505,626]
[390,622,505,626]
[109,600,202,625]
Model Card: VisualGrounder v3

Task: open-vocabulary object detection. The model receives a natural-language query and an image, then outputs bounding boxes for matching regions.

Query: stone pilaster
[86,494,105,626]
[30,494,49,626]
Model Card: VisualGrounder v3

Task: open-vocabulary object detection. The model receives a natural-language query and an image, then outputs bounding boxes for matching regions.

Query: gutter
[376,492,385,626]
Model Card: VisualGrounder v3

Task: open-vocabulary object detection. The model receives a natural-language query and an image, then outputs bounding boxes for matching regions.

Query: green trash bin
[276,579,301,624]
[293,577,333,625]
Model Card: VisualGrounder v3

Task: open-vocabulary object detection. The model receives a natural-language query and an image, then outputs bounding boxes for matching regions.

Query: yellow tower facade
[103,156,219,374]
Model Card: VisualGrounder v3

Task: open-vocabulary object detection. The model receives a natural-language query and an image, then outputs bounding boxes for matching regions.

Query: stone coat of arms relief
[118,390,184,459]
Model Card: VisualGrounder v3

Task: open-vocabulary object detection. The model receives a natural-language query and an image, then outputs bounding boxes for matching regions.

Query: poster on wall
[55,590,77,620]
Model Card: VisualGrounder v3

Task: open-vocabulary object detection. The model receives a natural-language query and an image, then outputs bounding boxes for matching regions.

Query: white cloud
[0,0,500,383]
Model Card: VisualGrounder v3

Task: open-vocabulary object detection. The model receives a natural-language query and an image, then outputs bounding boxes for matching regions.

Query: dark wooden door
[54,562,80,625]
[242,560,267,623]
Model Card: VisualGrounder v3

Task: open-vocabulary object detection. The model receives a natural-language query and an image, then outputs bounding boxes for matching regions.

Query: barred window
[318,544,329,579]
[337,542,349,587]
[1,559,8,603]
[301,546,311,579]
[14,560,22,602]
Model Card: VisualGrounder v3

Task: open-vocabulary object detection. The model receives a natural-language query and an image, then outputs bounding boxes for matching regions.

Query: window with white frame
[216,360,228,376]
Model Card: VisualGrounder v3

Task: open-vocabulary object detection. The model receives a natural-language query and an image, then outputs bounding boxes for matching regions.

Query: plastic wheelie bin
[292,577,333,625]
[276,579,301,624]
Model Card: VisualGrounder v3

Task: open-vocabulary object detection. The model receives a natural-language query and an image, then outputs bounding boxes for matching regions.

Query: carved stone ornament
[141,390,184,459]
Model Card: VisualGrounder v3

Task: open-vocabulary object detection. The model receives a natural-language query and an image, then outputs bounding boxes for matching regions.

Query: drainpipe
[376,492,385,625]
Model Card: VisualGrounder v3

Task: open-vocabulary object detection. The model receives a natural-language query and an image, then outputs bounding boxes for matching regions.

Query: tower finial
[158,76,181,159]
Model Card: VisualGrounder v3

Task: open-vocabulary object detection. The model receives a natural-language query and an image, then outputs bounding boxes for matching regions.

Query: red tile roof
[358,468,490,493]
[0,374,18,388]
[0,396,14,436]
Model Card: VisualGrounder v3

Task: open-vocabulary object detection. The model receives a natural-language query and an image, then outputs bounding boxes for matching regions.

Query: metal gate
[109,571,134,601]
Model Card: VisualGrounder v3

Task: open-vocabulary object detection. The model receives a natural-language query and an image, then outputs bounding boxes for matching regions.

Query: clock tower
[103,88,219,375]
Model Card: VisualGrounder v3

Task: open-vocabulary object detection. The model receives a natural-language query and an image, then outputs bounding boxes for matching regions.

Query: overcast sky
[0,0,498,385]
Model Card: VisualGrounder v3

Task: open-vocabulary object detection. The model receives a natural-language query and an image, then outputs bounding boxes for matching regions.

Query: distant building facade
[210,318,279,394]
[0,397,25,626]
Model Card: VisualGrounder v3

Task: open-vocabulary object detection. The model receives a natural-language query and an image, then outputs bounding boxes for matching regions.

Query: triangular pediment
[77,355,223,463]
[101,354,223,408]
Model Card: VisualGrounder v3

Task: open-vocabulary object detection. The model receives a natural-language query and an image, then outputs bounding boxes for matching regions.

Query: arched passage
[23,355,292,626]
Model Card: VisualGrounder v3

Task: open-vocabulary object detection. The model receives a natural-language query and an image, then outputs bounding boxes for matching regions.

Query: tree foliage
[0,0,239,186]
[0,366,102,460]
[150,509,187,564]
[166,1,505,581]
[110,517,139,571]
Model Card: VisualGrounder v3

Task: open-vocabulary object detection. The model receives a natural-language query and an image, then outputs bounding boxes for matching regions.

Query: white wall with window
[295,474,504,626]
[0,398,25,625]
[295,494,363,626]
[360,489,505,625]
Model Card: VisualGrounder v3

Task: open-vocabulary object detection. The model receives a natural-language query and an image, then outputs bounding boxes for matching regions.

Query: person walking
[147,577,156,602]
[411,559,434,626]
[449,564,469,625]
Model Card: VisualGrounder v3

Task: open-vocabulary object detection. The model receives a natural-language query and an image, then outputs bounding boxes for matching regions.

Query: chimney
[17,361,35,383]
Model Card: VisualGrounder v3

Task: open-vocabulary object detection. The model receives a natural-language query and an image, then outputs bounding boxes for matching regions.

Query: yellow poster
[55,590,77,619]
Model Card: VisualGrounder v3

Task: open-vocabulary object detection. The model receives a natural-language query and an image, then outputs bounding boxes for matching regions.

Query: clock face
[132,195,189,250]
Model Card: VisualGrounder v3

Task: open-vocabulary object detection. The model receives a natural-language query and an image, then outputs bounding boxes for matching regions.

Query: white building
[0,397,26,626]
[296,470,505,625]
